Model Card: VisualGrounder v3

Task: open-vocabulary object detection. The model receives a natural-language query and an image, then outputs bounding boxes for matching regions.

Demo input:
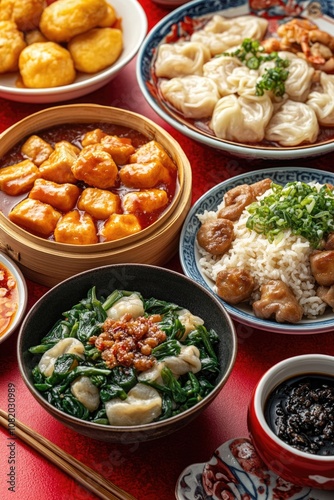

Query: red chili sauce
[0,123,178,242]
[0,263,18,337]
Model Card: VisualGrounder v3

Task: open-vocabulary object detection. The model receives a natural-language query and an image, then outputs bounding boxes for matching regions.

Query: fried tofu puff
[71,147,118,189]
[100,214,141,241]
[68,27,123,73]
[0,160,40,196]
[54,210,98,244]
[21,135,54,166]
[8,198,61,237]
[19,42,76,88]
[0,0,45,31]
[0,20,26,73]
[39,0,109,43]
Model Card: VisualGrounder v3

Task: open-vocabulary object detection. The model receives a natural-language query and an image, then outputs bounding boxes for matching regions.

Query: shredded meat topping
[90,313,166,371]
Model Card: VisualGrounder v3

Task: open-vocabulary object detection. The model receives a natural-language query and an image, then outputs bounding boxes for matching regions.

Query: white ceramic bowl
[180,167,334,334]
[0,0,147,103]
[137,0,334,160]
[248,354,334,490]
[0,251,27,344]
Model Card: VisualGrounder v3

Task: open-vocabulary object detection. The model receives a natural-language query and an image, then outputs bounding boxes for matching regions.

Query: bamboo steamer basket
[0,104,192,287]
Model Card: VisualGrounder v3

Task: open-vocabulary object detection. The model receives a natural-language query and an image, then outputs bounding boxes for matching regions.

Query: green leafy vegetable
[222,38,290,97]
[29,288,221,425]
[246,181,334,247]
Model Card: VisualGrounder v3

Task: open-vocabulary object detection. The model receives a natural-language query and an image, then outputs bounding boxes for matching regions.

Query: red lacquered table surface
[1,2,334,499]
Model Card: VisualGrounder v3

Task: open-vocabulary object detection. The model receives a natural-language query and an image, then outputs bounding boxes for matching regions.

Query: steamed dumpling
[307,72,334,126]
[160,75,220,119]
[191,15,268,55]
[210,93,273,143]
[71,375,100,412]
[260,51,315,102]
[203,55,243,95]
[105,293,144,319]
[105,383,162,426]
[38,338,85,377]
[155,41,211,78]
[265,99,319,146]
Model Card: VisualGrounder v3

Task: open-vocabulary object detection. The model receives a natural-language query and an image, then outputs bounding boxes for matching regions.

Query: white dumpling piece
[71,375,100,412]
[203,55,243,95]
[164,345,201,376]
[191,15,268,55]
[265,99,319,146]
[38,338,85,377]
[160,75,220,119]
[176,308,204,340]
[307,72,334,126]
[105,383,162,426]
[260,51,315,103]
[155,41,211,78]
[210,93,273,143]
[105,293,144,319]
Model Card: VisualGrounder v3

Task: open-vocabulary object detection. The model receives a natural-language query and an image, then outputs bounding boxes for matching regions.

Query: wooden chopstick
[0,409,137,500]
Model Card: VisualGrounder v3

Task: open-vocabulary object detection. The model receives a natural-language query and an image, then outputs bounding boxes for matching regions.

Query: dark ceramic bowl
[18,264,237,443]
[248,354,334,490]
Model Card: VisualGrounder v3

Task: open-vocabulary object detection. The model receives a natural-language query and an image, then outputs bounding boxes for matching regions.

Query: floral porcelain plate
[137,0,334,160]
[175,437,334,499]
[179,166,334,334]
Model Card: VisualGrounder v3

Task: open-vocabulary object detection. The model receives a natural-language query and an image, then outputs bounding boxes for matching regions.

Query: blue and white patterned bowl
[136,0,334,160]
[180,167,334,334]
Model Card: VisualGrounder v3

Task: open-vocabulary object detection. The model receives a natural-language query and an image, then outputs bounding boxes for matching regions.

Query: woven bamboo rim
[0,104,189,251]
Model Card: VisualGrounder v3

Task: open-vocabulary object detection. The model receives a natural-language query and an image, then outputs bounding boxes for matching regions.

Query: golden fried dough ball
[0,20,26,73]
[39,0,109,43]
[68,27,123,73]
[0,0,45,31]
[25,29,48,45]
[19,42,76,88]
[98,4,117,28]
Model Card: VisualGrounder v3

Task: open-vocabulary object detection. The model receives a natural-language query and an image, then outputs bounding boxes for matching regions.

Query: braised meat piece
[253,279,303,323]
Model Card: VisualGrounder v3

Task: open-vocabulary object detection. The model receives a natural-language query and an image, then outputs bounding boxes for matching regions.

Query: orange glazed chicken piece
[21,134,54,166]
[119,161,170,189]
[77,188,121,219]
[100,135,135,164]
[310,250,334,286]
[0,160,40,195]
[71,146,118,189]
[29,178,81,212]
[100,213,141,241]
[82,129,135,164]
[54,210,98,244]
[129,140,177,173]
[8,198,61,237]
[39,141,78,184]
[122,189,168,214]
[253,279,303,323]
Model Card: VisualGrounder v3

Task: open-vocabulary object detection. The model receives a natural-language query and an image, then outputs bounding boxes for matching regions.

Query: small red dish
[248,354,334,490]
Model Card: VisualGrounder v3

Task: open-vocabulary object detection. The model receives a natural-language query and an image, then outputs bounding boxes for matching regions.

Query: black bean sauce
[265,374,334,456]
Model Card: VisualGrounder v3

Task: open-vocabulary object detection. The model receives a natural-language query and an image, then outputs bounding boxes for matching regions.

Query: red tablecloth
[1,2,334,499]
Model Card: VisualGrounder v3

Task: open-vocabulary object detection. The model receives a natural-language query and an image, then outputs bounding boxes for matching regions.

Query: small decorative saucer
[175,438,333,499]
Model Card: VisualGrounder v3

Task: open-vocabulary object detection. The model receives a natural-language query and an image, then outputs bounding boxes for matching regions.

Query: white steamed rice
[197,191,327,319]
